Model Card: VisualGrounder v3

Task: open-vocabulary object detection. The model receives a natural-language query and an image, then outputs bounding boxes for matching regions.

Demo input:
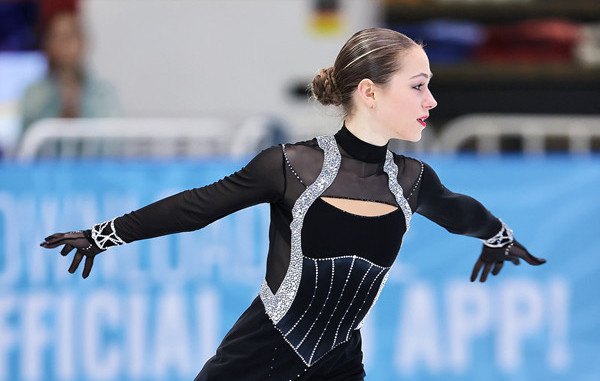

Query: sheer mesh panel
[397,155,425,212]
[263,139,425,294]
[110,126,500,312]
[281,141,422,209]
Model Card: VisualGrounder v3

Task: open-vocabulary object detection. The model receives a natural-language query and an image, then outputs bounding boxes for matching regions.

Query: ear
[357,78,377,108]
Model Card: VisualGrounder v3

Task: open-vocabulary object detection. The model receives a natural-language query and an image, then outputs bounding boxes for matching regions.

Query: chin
[398,131,422,142]
[390,124,423,142]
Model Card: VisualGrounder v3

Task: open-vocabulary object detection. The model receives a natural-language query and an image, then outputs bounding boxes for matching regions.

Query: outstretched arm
[472,222,545,282]
[41,146,286,277]
[107,146,284,244]
[415,162,545,282]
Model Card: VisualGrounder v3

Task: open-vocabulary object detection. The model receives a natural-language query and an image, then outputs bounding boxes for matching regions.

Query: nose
[424,91,437,110]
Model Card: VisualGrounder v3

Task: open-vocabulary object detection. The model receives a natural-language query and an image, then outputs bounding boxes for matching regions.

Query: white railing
[16,117,284,160]
[15,114,600,160]
[436,114,600,154]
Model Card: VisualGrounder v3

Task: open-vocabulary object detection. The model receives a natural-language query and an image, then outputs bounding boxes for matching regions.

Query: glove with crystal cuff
[470,220,546,282]
[40,218,126,279]
[40,229,105,279]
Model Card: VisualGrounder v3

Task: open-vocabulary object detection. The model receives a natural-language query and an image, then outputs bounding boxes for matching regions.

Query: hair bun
[311,67,342,106]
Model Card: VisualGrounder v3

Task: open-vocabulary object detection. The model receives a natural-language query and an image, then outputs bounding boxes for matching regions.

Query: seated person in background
[20,10,120,135]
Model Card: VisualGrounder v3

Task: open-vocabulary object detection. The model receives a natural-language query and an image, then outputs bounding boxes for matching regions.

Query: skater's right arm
[41,146,286,277]
[110,145,285,244]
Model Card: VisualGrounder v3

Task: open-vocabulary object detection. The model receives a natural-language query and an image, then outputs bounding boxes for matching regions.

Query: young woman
[21,11,120,134]
[41,28,545,380]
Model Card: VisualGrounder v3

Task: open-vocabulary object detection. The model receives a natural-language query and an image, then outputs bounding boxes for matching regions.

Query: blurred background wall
[2,0,598,157]
[82,0,378,120]
[1,0,599,380]
[1,0,383,156]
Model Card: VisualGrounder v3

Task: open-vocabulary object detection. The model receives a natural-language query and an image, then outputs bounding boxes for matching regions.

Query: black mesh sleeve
[415,162,502,239]
[112,146,285,243]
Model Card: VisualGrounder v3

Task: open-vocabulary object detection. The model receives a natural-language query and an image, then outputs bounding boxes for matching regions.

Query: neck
[344,112,389,147]
[334,122,388,164]
[51,65,83,85]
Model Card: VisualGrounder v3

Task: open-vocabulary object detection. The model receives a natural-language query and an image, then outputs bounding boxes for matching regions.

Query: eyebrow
[409,72,433,79]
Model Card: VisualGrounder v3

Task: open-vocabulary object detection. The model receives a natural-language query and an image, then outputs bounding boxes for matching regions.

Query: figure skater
[41,28,545,380]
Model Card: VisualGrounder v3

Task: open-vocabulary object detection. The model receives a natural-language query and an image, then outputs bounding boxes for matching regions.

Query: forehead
[48,14,80,35]
[396,47,431,78]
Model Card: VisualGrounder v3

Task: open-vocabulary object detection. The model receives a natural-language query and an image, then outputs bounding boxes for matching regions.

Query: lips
[417,115,428,127]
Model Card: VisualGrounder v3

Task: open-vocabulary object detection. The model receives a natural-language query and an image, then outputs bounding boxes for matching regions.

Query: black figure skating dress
[90,125,502,380]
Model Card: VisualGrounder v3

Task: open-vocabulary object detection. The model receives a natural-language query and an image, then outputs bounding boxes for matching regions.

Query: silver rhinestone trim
[260,135,341,324]
[282,144,306,186]
[261,136,403,367]
[308,256,354,364]
[283,260,319,337]
[347,150,410,329]
[267,314,312,367]
[347,268,386,340]
[384,150,412,231]
[296,259,335,350]
[304,254,390,270]
[91,218,126,249]
[282,256,392,366]
[334,262,372,345]
[355,270,389,330]
[355,149,409,330]
[481,219,513,248]
[267,307,357,368]
[407,159,424,201]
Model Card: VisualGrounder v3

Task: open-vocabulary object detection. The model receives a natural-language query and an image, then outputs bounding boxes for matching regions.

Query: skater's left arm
[415,162,546,282]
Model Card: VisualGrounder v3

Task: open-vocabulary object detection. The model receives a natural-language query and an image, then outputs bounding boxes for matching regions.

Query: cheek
[395,101,414,120]
[377,90,417,123]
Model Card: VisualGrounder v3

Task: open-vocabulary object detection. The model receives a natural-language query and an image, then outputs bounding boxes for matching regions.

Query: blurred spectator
[476,19,581,64]
[20,10,120,135]
[392,20,485,65]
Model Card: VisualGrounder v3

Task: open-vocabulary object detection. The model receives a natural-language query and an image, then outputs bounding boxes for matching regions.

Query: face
[373,47,437,142]
[44,13,84,70]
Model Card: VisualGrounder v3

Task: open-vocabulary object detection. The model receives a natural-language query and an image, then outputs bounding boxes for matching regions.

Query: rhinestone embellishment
[383,150,412,231]
[91,218,126,249]
[260,135,407,367]
[260,135,341,324]
[275,255,391,367]
[481,219,513,248]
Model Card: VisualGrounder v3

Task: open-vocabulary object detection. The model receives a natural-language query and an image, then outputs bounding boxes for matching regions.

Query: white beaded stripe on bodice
[259,135,412,366]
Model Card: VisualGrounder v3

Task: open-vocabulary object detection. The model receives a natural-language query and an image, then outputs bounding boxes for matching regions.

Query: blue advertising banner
[0,156,598,381]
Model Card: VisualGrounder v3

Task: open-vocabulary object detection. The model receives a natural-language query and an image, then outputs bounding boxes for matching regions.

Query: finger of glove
[41,233,67,248]
[68,251,84,274]
[60,244,74,256]
[82,255,94,279]
[492,261,503,276]
[510,257,521,265]
[44,233,65,242]
[520,251,546,265]
[480,262,493,282]
[470,260,484,282]
[511,242,546,265]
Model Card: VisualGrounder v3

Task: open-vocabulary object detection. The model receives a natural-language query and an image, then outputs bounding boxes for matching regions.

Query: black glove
[40,230,105,279]
[470,239,546,282]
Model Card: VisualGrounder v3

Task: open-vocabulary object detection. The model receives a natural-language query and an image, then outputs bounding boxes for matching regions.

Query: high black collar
[334,123,388,164]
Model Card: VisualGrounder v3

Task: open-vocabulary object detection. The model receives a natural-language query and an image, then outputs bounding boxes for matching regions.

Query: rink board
[0,155,598,381]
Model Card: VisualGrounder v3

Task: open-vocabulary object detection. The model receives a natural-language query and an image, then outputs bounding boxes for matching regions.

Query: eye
[413,83,425,91]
